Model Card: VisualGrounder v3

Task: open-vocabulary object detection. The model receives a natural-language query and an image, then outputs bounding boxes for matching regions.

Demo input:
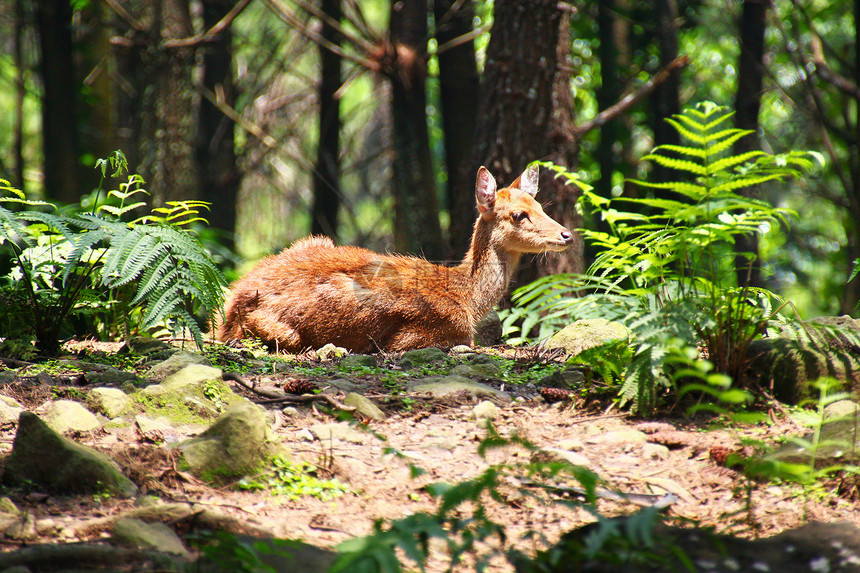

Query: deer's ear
[475,167,497,214]
[516,164,539,197]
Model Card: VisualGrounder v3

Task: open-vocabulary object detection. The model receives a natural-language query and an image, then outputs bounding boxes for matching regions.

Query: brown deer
[216,165,573,352]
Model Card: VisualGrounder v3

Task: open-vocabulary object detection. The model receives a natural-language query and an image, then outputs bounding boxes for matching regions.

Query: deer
[216,165,573,353]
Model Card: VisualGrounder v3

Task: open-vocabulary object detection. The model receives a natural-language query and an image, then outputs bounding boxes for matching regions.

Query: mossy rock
[339,354,377,370]
[3,412,137,497]
[400,348,448,368]
[546,319,631,356]
[177,402,269,482]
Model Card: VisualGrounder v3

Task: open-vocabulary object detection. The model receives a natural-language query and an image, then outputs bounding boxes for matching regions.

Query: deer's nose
[560,229,573,243]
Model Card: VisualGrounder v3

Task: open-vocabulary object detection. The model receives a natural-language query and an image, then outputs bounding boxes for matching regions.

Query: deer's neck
[458,218,522,322]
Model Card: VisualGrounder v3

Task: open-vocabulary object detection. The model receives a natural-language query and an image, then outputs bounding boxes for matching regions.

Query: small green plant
[0,151,227,354]
[202,379,225,412]
[502,102,821,413]
[237,455,349,501]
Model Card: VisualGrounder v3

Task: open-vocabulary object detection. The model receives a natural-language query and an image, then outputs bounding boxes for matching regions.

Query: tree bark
[435,0,480,258]
[13,0,26,191]
[197,0,241,251]
[113,0,198,207]
[733,0,768,288]
[389,0,445,260]
[311,0,343,240]
[35,0,80,204]
[650,0,681,184]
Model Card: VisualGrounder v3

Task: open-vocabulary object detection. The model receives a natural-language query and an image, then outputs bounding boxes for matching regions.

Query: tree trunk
[733,0,768,288]
[35,0,80,204]
[311,0,343,240]
[471,0,584,284]
[435,0,480,258]
[13,0,26,191]
[650,0,681,184]
[113,0,197,207]
[389,0,445,260]
[197,0,240,251]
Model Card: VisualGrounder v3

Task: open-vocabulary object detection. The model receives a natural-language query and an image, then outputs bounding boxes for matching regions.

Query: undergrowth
[0,151,227,354]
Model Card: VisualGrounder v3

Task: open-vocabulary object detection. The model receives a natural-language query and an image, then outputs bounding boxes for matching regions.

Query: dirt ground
[0,341,859,571]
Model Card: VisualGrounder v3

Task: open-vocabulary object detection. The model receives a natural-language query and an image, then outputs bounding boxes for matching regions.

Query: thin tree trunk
[733,0,768,288]
[35,0,80,204]
[650,0,681,184]
[843,0,860,313]
[311,0,343,240]
[389,0,445,260]
[13,0,26,191]
[197,0,240,251]
[435,0,480,258]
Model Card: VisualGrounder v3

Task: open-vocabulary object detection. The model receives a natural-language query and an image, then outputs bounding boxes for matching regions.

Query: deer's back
[218,237,475,352]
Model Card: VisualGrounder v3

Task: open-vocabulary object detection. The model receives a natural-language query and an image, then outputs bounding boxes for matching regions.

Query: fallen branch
[573,55,690,138]
[223,372,355,412]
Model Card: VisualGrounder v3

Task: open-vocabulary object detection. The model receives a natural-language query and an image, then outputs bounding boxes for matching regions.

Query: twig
[163,0,254,49]
[573,55,690,138]
[223,372,355,411]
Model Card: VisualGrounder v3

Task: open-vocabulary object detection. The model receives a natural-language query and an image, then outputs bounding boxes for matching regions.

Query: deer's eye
[512,211,529,223]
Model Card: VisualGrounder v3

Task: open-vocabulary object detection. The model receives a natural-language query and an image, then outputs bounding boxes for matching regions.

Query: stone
[0,397,23,425]
[178,403,268,481]
[3,412,137,497]
[145,351,211,379]
[0,497,18,516]
[88,387,133,418]
[451,361,502,379]
[309,422,368,444]
[198,536,336,573]
[471,400,498,421]
[317,343,348,360]
[586,430,649,446]
[120,337,173,356]
[325,378,362,394]
[42,400,101,433]
[546,319,631,355]
[539,368,586,390]
[343,393,386,421]
[532,448,593,469]
[339,354,377,369]
[407,375,511,400]
[642,442,670,460]
[87,368,140,387]
[475,310,503,346]
[135,415,180,444]
[161,364,223,392]
[112,517,189,557]
[401,347,448,367]
[451,345,473,354]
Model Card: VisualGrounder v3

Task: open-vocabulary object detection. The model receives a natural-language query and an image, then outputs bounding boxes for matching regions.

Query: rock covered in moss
[3,412,137,497]
[177,402,269,482]
[42,400,101,433]
[88,387,133,419]
[546,319,630,356]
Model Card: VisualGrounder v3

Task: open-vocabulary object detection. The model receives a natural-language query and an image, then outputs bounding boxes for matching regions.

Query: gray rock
[88,387,133,419]
[642,443,670,460]
[532,448,593,468]
[451,361,502,379]
[475,310,503,346]
[161,364,223,392]
[146,351,211,379]
[3,412,137,497]
[343,393,386,421]
[451,345,473,354]
[407,375,511,400]
[309,422,368,444]
[546,319,630,355]
[317,343,348,360]
[87,368,140,387]
[135,415,179,443]
[42,400,101,433]
[121,337,173,356]
[401,347,448,367]
[177,402,268,481]
[325,378,362,394]
[471,400,498,421]
[586,430,649,446]
[112,517,189,557]
[747,336,860,403]
[0,397,23,425]
[339,354,377,369]
[539,368,585,390]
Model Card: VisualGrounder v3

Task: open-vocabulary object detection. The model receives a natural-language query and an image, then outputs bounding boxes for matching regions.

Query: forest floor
[0,340,859,571]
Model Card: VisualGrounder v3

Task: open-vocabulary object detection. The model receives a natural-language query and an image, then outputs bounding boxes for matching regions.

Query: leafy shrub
[0,151,227,354]
[503,102,822,413]
[237,455,349,501]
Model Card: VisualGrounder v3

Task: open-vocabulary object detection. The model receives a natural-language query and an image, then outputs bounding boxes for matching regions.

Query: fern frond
[640,153,707,176]
[702,129,754,157]
[664,118,706,145]
[707,150,767,174]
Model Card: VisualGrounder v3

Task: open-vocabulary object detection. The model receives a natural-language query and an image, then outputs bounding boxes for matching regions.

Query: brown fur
[216,166,572,352]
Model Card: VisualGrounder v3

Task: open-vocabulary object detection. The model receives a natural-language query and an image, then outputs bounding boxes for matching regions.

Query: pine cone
[283,378,319,395]
[540,387,573,403]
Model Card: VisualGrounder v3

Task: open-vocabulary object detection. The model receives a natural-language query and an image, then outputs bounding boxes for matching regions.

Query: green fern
[0,151,227,354]
[501,102,821,414]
